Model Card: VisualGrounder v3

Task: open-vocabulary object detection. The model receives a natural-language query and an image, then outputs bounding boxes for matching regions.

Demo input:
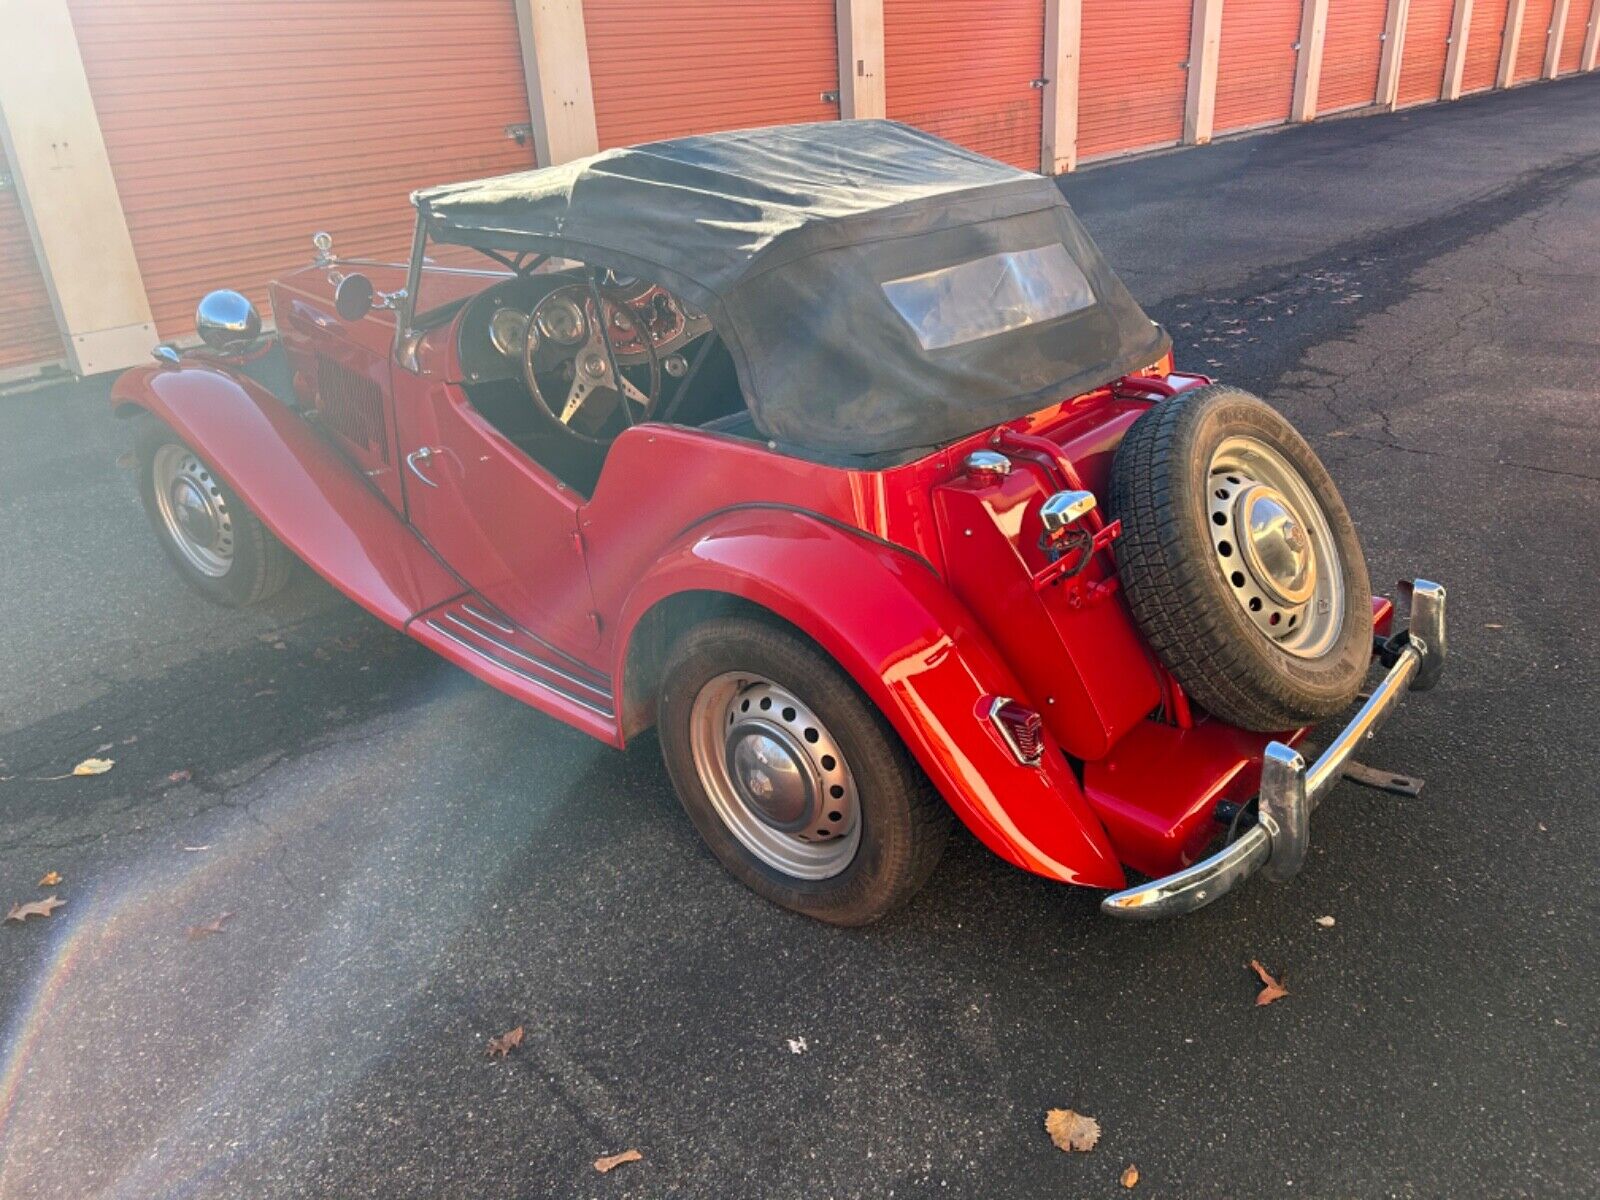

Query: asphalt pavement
[1,76,1596,1199]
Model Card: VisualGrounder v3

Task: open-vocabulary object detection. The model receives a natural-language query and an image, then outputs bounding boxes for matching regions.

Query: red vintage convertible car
[113,122,1446,924]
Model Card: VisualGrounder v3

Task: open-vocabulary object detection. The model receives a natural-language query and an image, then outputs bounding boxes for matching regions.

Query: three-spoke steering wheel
[522,282,660,445]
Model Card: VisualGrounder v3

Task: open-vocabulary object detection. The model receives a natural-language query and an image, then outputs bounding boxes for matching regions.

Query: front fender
[111,363,459,628]
[615,508,1126,889]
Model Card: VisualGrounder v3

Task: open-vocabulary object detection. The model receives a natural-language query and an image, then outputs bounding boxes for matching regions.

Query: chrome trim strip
[424,619,614,719]
[437,613,612,701]
[459,601,515,634]
[1101,578,1446,920]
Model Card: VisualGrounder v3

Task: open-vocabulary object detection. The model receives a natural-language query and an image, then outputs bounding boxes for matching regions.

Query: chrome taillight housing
[987,696,1044,765]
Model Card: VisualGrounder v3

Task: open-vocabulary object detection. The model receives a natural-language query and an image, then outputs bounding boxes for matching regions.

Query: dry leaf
[165,769,192,785]
[1484,623,1503,630]
[38,871,62,887]
[1315,915,1336,928]
[1250,959,1289,1006]
[7,896,65,923]
[1121,1164,1140,1188]
[1045,1108,1101,1153]
[486,1025,524,1059]
[72,757,114,776]
[186,912,233,941]
[594,1149,643,1174]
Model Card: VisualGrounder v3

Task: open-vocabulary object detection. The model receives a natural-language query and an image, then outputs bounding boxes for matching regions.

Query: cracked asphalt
[1,76,1596,1199]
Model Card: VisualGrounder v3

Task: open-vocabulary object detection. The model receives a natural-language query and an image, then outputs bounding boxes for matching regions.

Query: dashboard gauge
[536,295,588,346]
[488,306,532,357]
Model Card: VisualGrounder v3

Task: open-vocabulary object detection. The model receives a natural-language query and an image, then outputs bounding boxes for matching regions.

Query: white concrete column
[1184,0,1225,144]
[1293,0,1332,120]
[1443,0,1475,98]
[1544,0,1571,75]
[0,0,155,376]
[513,0,600,163]
[836,0,887,119]
[1042,0,1082,173]
[1585,0,1600,69]
[1498,0,1528,86]
[1377,0,1413,109]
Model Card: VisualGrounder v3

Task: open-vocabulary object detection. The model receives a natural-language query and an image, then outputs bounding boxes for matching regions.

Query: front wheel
[134,415,293,607]
[658,617,950,925]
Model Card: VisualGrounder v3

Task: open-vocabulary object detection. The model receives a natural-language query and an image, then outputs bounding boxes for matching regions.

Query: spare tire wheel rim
[1207,435,1344,659]
[688,672,861,880]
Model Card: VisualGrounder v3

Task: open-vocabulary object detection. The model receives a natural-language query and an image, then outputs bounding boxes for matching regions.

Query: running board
[408,597,620,744]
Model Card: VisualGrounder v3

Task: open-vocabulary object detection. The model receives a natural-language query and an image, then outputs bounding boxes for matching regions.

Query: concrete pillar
[1184,0,1225,144]
[836,0,887,119]
[1293,0,1332,121]
[1585,0,1600,69]
[1042,0,1082,172]
[1545,0,1571,76]
[0,0,155,376]
[1377,0,1413,109]
[1498,0,1528,86]
[1443,0,1475,98]
[513,0,600,163]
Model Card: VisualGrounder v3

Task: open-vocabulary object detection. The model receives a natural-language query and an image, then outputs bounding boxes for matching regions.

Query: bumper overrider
[1101,580,1448,920]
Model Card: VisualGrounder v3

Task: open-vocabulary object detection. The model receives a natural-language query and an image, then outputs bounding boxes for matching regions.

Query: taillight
[987,696,1044,766]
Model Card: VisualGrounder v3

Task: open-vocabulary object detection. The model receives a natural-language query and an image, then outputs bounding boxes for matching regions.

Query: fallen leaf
[182,845,211,853]
[486,1025,524,1059]
[165,769,192,785]
[38,871,62,887]
[7,896,65,923]
[1045,1108,1101,1153]
[1121,1164,1140,1188]
[594,1149,643,1174]
[74,757,114,775]
[186,912,233,941]
[1250,959,1289,1006]
[1315,915,1336,928]
[1484,623,1503,630]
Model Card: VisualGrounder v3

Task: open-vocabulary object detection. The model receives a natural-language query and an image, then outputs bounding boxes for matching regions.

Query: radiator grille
[315,356,389,463]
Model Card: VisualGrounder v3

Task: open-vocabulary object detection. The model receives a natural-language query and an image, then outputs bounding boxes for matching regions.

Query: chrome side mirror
[334,273,375,322]
[196,289,262,353]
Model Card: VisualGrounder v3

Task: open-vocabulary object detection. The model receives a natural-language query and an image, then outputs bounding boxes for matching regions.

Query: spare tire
[1108,384,1372,732]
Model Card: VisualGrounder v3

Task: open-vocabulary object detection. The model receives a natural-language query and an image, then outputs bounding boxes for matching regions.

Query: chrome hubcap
[689,673,860,879]
[151,443,234,578]
[1208,436,1343,658]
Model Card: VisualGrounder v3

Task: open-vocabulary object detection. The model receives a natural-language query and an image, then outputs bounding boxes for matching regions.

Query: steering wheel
[522,282,661,445]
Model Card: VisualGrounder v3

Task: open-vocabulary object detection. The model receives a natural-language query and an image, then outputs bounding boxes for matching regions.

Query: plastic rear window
[881,243,1095,351]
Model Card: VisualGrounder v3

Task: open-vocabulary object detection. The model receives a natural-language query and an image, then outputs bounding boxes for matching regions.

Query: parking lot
[1,75,1596,1198]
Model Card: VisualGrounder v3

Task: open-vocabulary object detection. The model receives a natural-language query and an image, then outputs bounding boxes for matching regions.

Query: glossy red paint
[110,363,461,629]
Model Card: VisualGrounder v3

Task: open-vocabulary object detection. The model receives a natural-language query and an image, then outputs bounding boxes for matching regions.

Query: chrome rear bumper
[1101,579,1447,921]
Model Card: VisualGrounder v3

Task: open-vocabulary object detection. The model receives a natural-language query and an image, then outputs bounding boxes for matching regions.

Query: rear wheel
[134,416,293,607]
[658,616,949,925]
[1108,384,1372,731]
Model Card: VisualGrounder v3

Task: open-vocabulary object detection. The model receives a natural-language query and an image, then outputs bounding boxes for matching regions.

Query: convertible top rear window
[881,244,1095,351]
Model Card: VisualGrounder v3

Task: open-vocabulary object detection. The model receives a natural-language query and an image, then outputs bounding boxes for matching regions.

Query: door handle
[405,446,441,488]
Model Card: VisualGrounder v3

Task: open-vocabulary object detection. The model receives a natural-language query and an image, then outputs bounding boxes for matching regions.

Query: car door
[393,369,601,656]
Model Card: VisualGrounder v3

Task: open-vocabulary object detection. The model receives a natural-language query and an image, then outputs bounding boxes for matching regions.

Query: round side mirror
[195,289,261,352]
[334,273,376,322]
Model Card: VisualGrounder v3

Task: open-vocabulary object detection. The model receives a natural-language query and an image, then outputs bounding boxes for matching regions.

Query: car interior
[449,263,753,495]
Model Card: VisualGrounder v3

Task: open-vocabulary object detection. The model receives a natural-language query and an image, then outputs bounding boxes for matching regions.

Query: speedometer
[488,306,532,357]
[536,296,588,346]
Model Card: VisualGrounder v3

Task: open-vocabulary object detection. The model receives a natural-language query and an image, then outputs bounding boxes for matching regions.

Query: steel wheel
[1207,434,1344,659]
[150,443,235,578]
[687,671,861,880]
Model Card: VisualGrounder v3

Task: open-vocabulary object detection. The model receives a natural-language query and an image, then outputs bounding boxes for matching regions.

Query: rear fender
[111,363,460,628]
[615,508,1126,889]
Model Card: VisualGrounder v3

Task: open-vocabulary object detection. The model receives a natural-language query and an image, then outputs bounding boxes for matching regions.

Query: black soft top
[416,121,1167,459]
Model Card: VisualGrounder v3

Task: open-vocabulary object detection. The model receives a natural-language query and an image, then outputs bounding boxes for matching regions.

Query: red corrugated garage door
[1558,0,1594,72]
[0,181,62,374]
[68,0,534,339]
[1213,0,1305,134]
[1396,0,1455,106]
[1078,0,1192,160]
[586,1,837,150]
[1319,0,1390,112]
[884,0,1044,171]
[1461,0,1510,91]
[1515,0,1557,80]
